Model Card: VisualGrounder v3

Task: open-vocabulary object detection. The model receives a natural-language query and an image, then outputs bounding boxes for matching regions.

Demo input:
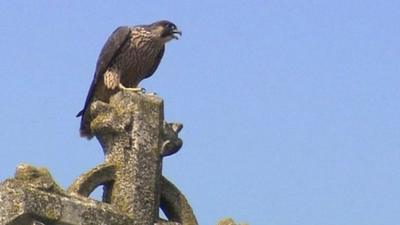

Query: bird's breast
[113,31,162,87]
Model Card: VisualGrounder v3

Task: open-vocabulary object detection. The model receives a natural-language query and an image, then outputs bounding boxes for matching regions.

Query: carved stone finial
[15,163,66,196]
[161,122,183,157]
[217,218,248,225]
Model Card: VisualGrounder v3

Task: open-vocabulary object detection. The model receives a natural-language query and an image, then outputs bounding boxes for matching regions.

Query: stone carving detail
[217,218,248,225]
[161,122,183,157]
[0,91,198,225]
[0,91,244,224]
[14,163,66,196]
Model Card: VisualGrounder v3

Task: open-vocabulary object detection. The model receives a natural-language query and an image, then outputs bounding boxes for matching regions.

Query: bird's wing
[76,26,131,117]
[144,45,165,79]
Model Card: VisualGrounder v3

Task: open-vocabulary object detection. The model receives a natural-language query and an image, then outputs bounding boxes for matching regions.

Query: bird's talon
[118,84,146,93]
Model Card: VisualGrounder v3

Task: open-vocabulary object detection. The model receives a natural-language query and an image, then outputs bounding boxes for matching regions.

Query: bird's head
[149,20,182,43]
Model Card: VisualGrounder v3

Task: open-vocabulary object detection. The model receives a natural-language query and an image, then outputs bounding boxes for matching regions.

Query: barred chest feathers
[108,27,164,88]
[127,27,163,75]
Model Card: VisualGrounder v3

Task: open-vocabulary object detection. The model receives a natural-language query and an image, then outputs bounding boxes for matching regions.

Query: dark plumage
[77,20,181,138]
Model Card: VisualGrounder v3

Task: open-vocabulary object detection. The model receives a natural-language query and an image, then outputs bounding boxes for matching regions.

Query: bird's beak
[172,29,182,40]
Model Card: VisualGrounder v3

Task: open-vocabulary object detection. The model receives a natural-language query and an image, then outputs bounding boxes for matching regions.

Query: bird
[76,20,181,139]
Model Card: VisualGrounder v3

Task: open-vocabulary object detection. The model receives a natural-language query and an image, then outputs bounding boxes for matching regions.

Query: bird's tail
[76,109,94,139]
[76,109,84,117]
[79,128,94,139]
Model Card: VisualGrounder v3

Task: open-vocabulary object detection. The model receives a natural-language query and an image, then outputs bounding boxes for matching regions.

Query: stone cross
[0,91,197,225]
[91,91,179,223]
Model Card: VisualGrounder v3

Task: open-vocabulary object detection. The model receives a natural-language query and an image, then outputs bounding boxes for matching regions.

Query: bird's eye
[167,23,175,29]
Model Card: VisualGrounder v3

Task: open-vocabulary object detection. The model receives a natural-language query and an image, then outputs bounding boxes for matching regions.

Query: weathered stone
[14,163,66,196]
[0,91,209,225]
[88,91,195,225]
[160,177,198,225]
[0,164,199,225]
[161,122,183,157]
[0,179,62,225]
[0,165,134,225]
[90,91,165,225]
[67,163,116,198]
[217,218,248,225]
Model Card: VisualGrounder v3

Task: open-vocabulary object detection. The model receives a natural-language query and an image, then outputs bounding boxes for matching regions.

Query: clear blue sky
[0,1,399,225]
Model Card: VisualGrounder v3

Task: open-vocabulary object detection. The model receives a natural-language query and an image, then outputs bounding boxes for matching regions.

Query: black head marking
[150,20,177,30]
[150,20,181,39]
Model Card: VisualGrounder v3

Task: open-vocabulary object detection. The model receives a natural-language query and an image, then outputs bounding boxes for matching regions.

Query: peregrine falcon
[76,20,181,138]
